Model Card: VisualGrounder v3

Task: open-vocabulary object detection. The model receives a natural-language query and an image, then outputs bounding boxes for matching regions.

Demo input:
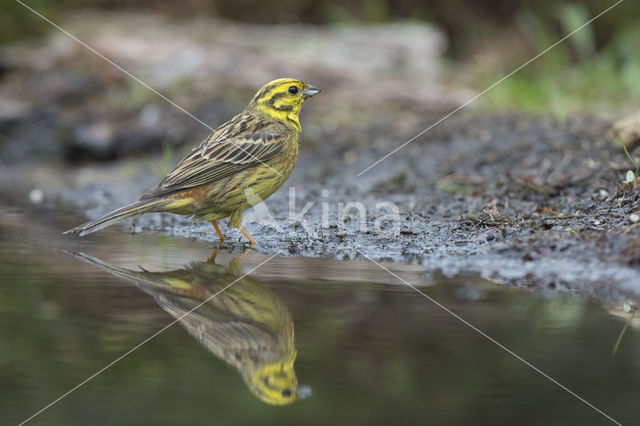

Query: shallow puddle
[1,208,639,425]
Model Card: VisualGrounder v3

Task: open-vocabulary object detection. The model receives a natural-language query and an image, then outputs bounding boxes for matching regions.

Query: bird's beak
[303,84,321,97]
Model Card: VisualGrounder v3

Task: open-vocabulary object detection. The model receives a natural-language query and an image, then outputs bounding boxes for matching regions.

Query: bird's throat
[254,103,302,131]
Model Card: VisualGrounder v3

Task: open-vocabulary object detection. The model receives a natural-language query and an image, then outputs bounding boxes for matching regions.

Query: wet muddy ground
[1,13,639,303]
[3,112,639,303]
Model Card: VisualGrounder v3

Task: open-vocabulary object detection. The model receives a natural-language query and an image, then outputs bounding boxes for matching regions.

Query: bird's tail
[63,197,171,236]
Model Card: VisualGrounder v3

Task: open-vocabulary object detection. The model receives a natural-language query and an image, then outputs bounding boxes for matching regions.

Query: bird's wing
[141,114,287,199]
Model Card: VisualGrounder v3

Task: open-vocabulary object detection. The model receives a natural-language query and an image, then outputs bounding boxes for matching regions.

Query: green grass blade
[618,133,639,177]
[612,310,636,357]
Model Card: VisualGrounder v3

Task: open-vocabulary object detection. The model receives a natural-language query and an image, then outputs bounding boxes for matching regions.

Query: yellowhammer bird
[69,251,311,405]
[65,78,321,246]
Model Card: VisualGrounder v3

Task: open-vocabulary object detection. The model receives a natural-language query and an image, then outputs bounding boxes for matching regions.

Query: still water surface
[1,209,639,425]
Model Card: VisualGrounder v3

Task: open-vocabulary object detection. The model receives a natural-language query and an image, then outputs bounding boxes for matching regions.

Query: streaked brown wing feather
[141,114,286,199]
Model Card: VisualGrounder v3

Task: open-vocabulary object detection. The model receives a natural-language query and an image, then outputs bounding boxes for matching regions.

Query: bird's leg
[237,225,257,247]
[237,246,253,262]
[207,248,219,263]
[210,220,225,243]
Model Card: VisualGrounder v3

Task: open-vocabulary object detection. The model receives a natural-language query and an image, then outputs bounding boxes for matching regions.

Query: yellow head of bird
[245,350,311,405]
[249,78,321,130]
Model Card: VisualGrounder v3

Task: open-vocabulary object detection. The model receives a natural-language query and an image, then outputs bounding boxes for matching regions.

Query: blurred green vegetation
[2,0,635,49]
[466,2,640,117]
[2,0,638,115]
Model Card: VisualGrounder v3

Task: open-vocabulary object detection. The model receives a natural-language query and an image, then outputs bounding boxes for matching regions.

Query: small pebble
[625,170,636,183]
[29,188,44,204]
[400,227,416,235]
[630,214,640,223]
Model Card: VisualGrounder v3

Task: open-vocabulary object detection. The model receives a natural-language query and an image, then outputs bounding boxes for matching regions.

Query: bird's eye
[281,389,292,398]
[288,86,299,95]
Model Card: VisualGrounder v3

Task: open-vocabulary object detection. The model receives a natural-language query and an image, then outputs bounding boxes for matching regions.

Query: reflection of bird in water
[69,251,310,405]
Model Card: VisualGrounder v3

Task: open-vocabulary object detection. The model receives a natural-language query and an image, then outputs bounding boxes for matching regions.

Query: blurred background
[1,0,639,165]
[3,0,640,111]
